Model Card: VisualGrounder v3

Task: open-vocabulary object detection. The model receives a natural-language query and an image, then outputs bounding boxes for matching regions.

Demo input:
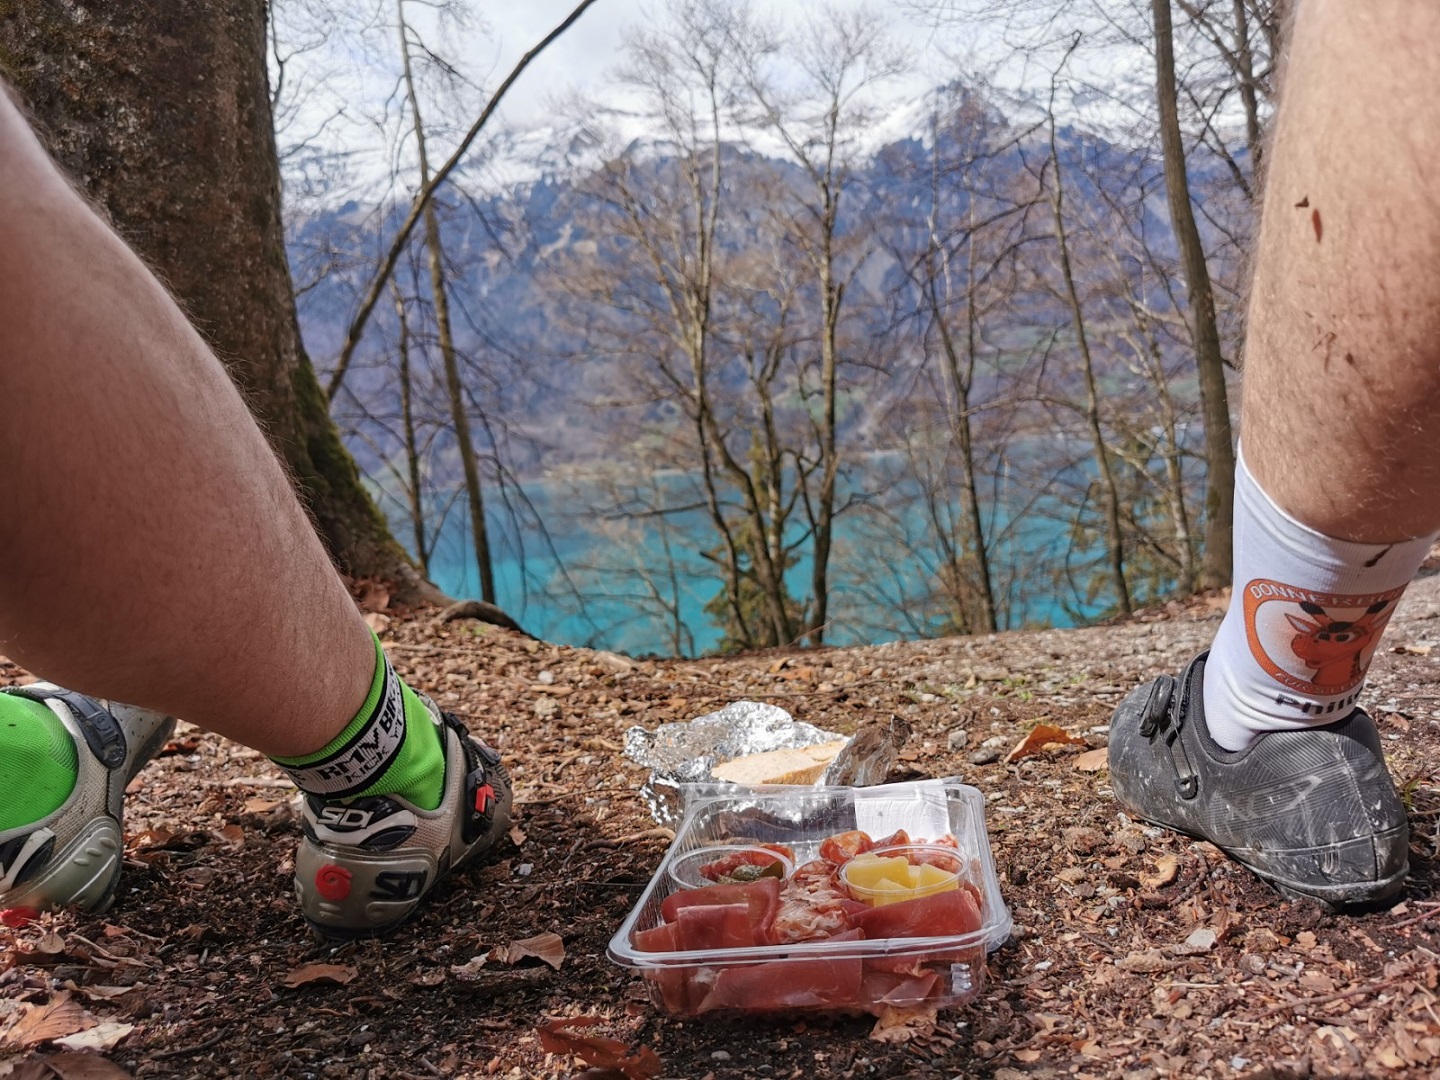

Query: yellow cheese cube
[843,855,911,890]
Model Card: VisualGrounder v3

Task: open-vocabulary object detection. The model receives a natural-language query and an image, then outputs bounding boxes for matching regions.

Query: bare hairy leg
[0,90,372,758]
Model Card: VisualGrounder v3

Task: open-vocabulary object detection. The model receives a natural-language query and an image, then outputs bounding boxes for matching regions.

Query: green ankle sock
[272,636,446,811]
[0,693,79,832]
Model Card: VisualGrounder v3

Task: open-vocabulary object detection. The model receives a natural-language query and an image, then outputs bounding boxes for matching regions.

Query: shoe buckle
[1172,751,1199,800]
[1137,674,1177,738]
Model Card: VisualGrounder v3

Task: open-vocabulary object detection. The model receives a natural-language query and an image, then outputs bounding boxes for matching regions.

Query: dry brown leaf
[1072,748,1108,772]
[450,956,488,980]
[14,1053,134,1079]
[409,968,447,988]
[1139,855,1179,889]
[364,611,392,633]
[158,734,202,758]
[1006,723,1087,763]
[1173,927,1217,955]
[592,651,635,673]
[493,932,565,970]
[356,581,390,613]
[281,963,358,988]
[67,987,133,1004]
[2,993,96,1049]
[535,1017,660,1080]
[242,797,282,814]
[868,1005,938,1043]
[126,828,175,852]
[1116,950,1180,974]
[509,826,527,847]
[1394,643,1434,656]
[1295,930,1318,952]
[53,1023,134,1052]
[1376,1045,1409,1069]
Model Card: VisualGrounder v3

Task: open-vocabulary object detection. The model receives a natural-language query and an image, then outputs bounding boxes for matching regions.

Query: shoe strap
[2,687,125,769]
[441,712,502,846]
[1135,672,1199,800]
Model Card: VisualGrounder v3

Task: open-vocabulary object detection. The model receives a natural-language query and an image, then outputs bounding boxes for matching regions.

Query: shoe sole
[1129,807,1408,909]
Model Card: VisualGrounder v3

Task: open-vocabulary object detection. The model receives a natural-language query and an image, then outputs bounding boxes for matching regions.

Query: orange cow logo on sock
[1243,579,1403,699]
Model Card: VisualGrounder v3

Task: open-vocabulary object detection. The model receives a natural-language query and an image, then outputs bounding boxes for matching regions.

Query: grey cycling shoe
[1108,652,1408,907]
[294,703,512,939]
[0,684,175,915]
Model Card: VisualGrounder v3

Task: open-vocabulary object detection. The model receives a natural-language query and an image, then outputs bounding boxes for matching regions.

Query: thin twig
[1257,965,1416,1017]
[326,0,602,399]
[1391,902,1440,929]
[580,828,675,852]
[152,1032,227,1060]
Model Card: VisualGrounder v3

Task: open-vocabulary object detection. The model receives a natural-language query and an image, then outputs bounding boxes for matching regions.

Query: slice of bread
[711,739,849,786]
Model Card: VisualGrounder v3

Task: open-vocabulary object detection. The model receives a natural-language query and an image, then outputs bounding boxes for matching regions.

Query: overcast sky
[273,0,1162,201]
[478,1,951,128]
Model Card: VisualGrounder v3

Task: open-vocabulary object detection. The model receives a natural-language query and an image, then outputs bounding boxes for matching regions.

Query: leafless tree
[395,0,496,601]
[732,5,908,645]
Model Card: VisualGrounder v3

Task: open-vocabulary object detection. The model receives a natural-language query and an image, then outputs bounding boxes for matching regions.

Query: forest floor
[6,566,1440,1080]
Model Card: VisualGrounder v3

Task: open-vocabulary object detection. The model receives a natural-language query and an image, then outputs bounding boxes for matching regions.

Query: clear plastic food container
[608,777,1012,1017]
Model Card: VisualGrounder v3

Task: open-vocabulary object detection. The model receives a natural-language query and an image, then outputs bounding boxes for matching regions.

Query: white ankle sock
[1203,451,1437,751]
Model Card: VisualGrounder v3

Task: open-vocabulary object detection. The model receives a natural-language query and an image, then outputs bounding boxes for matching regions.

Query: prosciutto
[772,859,859,944]
[696,930,865,1013]
[634,829,986,1016]
[851,886,982,939]
[659,876,781,943]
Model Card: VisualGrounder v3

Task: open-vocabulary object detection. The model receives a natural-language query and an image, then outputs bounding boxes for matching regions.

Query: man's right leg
[1109,0,1440,905]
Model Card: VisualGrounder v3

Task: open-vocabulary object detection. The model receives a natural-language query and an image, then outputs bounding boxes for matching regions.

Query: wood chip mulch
[5,571,1440,1078]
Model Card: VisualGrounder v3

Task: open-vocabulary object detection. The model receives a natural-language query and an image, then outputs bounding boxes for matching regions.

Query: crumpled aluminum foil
[624,701,846,826]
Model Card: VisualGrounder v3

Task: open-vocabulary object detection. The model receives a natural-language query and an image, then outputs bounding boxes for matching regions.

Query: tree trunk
[0,0,438,601]
[808,235,840,647]
[927,256,998,633]
[1153,0,1237,588]
[1231,0,1264,175]
[398,2,496,603]
[392,284,429,575]
[1047,127,1132,617]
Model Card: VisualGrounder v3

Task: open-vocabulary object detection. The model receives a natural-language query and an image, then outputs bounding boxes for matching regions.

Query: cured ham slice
[774,859,855,943]
[660,877,781,943]
[852,886,982,940]
[633,922,680,953]
[675,902,758,951]
[633,923,697,1012]
[696,930,865,1013]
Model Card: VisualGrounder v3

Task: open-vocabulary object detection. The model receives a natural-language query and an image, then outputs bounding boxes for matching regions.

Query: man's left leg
[0,87,510,935]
